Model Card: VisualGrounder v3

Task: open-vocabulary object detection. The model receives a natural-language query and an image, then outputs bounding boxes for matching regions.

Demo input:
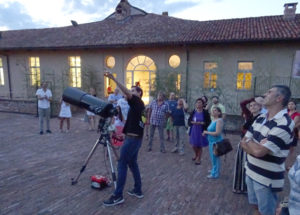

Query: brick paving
[0,112,296,215]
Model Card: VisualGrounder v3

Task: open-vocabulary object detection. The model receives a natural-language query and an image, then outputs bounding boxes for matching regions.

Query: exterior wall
[0,55,11,99]
[187,41,300,115]
[0,41,299,131]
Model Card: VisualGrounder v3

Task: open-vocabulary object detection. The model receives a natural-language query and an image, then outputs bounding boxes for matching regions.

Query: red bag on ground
[91,175,110,189]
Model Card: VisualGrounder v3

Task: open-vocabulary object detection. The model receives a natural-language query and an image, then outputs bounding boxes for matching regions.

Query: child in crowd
[59,98,72,132]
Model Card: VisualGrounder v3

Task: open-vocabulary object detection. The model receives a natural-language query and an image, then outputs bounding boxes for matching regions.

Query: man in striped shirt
[241,85,295,215]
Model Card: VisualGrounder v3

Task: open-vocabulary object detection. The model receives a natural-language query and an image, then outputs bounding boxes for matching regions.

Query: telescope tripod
[71,133,118,189]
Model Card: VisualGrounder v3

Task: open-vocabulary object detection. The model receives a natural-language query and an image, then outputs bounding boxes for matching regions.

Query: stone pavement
[0,112,296,215]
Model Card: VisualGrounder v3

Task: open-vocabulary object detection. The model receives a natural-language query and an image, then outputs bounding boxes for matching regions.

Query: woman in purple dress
[188,98,211,165]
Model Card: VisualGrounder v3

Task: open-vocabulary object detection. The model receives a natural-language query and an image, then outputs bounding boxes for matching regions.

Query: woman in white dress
[59,99,72,132]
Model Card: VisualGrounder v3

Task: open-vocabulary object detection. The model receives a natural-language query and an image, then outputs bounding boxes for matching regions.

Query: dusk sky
[0,0,298,31]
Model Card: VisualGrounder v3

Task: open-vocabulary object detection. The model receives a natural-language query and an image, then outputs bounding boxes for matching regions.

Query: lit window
[203,62,218,89]
[104,73,117,97]
[237,62,253,90]
[105,56,115,69]
[169,55,180,68]
[0,58,4,85]
[126,55,157,104]
[176,74,181,90]
[29,57,40,86]
[69,56,81,87]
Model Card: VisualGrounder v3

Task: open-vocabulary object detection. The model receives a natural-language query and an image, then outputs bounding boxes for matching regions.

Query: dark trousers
[114,136,142,197]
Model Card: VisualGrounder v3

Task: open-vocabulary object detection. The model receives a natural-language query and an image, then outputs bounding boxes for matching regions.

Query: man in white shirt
[36,82,52,134]
[108,88,122,107]
[117,96,130,121]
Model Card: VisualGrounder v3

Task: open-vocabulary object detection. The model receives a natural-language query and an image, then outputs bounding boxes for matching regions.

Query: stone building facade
[0,1,300,130]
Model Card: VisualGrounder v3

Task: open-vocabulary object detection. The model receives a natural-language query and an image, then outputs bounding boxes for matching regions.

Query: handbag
[184,111,190,128]
[213,138,233,156]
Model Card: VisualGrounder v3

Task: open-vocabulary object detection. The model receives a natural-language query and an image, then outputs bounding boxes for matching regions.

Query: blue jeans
[246,176,278,215]
[148,124,165,151]
[208,142,220,178]
[114,137,142,197]
[38,107,50,132]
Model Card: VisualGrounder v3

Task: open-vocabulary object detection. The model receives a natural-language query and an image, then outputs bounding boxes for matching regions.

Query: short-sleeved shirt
[36,88,52,109]
[149,100,169,126]
[167,100,177,113]
[245,109,295,191]
[123,95,145,138]
[117,98,130,121]
[171,108,185,126]
[108,93,122,106]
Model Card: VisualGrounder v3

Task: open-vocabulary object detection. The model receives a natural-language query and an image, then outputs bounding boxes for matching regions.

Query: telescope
[63,87,118,187]
[62,87,117,118]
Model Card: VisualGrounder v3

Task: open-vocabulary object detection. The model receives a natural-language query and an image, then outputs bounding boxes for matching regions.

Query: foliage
[150,70,181,98]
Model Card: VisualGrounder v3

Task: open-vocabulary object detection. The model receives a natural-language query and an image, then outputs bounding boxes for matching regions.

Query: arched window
[126,55,157,104]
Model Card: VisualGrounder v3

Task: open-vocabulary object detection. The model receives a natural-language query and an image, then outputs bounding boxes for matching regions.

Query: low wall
[0,99,37,115]
[0,99,81,117]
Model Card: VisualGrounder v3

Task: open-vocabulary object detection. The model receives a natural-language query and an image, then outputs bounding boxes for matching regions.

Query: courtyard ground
[0,112,296,215]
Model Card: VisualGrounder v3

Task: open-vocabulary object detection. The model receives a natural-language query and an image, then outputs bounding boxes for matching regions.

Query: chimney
[283,2,298,20]
[162,11,168,16]
[71,20,78,27]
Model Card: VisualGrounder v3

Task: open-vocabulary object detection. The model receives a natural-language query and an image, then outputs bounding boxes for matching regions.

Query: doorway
[126,55,157,104]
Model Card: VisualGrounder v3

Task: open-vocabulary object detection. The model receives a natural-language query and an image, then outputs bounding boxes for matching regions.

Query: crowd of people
[35,81,300,214]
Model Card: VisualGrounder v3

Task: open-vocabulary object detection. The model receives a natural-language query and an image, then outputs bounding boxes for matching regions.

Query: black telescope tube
[62,87,117,118]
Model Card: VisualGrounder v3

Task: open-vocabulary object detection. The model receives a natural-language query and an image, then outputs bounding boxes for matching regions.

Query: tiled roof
[1,13,300,50]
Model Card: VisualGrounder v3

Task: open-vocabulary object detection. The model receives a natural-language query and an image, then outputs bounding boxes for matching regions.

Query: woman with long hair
[203,107,223,179]
[286,100,300,169]
[233,98,262,193]
[288,100,300,142]
[188,98,211,165]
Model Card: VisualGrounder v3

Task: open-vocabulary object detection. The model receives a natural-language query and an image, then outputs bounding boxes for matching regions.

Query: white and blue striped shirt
[245,109,295,191]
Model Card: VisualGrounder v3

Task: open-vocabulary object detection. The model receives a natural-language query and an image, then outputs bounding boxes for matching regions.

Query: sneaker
[46,130,52,134]
[207,174,218,179]
[127,189,144,199]
[179,151,185,156]
[160,149,166,153]
[171,148,178,153]
[103,195,124,206]
[147,147,152,152]
[39,131,43,135]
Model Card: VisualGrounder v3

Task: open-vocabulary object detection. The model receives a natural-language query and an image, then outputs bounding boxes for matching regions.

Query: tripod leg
[111,145,120,161]
[106,141,117,189]
[71,138,100,185]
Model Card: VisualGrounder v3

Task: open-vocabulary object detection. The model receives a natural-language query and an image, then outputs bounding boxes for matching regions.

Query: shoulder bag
[213,138,233,157]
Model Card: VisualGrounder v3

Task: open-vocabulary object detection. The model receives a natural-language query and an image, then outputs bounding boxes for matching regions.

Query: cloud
[0,1,45,30]
[164,0,200,4]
